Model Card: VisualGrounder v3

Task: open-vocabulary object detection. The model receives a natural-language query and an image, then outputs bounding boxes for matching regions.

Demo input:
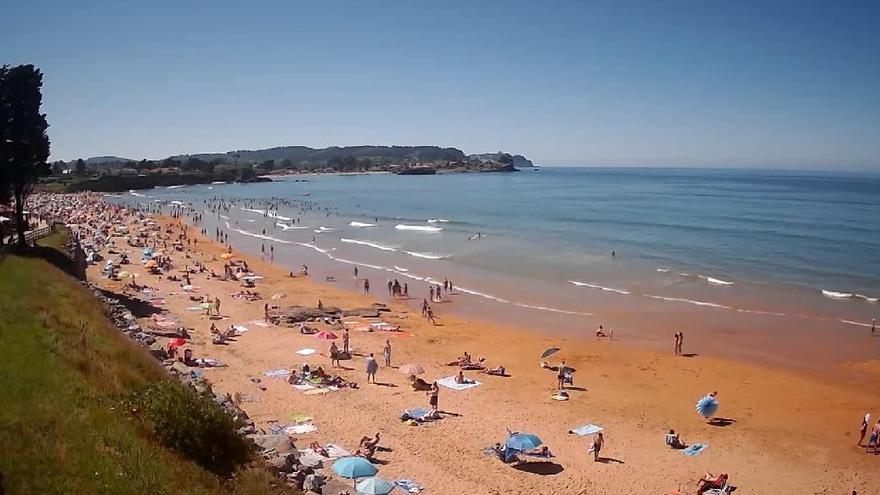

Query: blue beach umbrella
[356,477,395,494]
[695,394,719,419]
[506,433,543,451]
[332,456,378,479]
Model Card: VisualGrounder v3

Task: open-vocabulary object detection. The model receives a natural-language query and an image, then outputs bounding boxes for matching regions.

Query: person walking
[428,381,439,415]
[366,353,379,384]
[364,278,370,294]
[859,413,871,446]
[557,360,567,390]
[588,432,604,462]
[383,340,392,367]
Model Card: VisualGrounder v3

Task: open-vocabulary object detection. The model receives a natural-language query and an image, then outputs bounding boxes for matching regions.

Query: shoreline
[68,199,880,494]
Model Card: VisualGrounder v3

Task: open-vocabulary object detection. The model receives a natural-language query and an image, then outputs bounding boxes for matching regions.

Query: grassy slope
[0,235,289,495]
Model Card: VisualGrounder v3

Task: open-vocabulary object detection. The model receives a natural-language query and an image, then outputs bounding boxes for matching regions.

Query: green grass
[0,247,296,495]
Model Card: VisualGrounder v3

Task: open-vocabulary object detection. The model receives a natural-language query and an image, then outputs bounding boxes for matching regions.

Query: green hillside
[0,234,293,495]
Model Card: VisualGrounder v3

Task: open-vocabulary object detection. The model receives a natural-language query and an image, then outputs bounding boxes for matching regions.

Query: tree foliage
[0,64,51,244]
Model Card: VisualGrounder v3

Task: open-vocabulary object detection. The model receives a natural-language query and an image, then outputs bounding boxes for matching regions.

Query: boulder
[248,433,298,456]
[265,452,298,474]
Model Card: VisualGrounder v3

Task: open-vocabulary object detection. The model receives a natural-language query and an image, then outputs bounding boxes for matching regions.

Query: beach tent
[356,477,395,494]
[332,456,377,486]
[505,433,543,451]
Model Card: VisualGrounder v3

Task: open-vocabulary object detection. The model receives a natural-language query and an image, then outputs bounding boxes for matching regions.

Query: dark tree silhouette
[0,65,51,245]
[75,158,86,175]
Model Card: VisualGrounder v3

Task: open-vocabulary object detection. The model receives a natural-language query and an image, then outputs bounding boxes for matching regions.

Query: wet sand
[88,214,880,494]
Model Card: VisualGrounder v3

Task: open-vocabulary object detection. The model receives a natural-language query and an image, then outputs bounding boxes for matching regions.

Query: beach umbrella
[118,270,132,279]
[143,247,154,256]
[541,347,560,359]
[315,331,338,340]
[695,394,719,419]
[356,477,395,495]
[332,456,377,479]
[398,363,425,376]
[505,433,543,451]
[168,338,186,349]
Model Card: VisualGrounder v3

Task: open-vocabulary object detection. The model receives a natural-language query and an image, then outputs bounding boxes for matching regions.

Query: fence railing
[0,224,59,266]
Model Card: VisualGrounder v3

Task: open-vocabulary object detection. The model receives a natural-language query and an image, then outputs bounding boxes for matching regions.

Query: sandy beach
[49,196,878,494]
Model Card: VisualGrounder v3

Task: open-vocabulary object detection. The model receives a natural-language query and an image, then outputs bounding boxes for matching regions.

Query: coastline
[82,207,880,494]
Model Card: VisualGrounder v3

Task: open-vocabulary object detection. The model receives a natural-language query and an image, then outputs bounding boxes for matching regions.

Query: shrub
[124,381,252,476]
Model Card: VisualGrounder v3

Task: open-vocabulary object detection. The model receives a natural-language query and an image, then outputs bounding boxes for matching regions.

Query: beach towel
[195,358,226,368]
[437,376,481,391]
[284,423,317,435]
[264,369,292,378]
[325,443,350,459]
[683,443,708,456]
[268,423,289,434]
[292,384,316,391]
[394,479,423,494]
[286,412,313,424]
[570,424,604,436]
[296,348,317,356]
[296,449,325,468]
[303,388,330,396]
[186,306,202,311]
[250,320,272,328]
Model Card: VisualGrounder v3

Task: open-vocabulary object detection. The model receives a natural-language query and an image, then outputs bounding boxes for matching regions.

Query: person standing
[588,432,604,462]
[428,381,439,415]
[343,328,350,354]
[674,332,680,356]
[366,353,378,384]
[330,342,341,368]
[354,266,358,278]
[678,332,684,355]
[214,297,221,316]
[426,306,436,325]
[421,299,428,317]
[364,278,370,294]
[872,319,876,336]
[859,413,871,446]
[557,360,567,390]
[383,340,392,367]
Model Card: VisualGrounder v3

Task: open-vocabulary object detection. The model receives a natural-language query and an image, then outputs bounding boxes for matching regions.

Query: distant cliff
[468,152,534,168]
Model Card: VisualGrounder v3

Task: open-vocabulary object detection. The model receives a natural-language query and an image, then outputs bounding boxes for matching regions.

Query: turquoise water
[116,167,880,352]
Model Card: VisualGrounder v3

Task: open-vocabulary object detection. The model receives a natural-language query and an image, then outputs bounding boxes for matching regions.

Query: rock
[281,306,340,323]
[341,308,380,318]
[149,342,167,360]
[170,361,192,375]
[238,424,257,436]
[265,452,298,474]
[248,433,298,456]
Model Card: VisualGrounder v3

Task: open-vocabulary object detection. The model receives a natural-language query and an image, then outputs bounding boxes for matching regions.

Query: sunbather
[454,370,474,384]
[665,429,686,449]
[523,446,553,458]
[308,441,329,457]
[696,473,728,493]
[481,365,506,376]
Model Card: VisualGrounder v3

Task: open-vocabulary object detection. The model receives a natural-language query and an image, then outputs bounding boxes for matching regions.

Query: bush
[124,381,252,476]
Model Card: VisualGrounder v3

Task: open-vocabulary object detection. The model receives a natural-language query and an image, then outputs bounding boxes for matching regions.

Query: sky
[2,1,879,168]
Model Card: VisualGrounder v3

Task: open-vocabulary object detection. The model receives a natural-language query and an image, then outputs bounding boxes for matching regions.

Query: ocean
[112,167,880,366]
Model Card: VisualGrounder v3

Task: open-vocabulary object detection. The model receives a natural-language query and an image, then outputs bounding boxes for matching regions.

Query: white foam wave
[393,265,409,272]
[219,214,230,219]
[656,268,670,273]
[427,218,450,223]
[129,190,146,198]
[166,185,185,189]
[839,319,873,328]
[822,290,853,299]
[210,181,227,185]
[514,303,593,316]
[349,221,377,228]
[314,226,336,233]
[404,251,449,260]
[645,295,730,309]
[225,222,292,244]
[454,286,510,303]
[855,294,879,303]
[569,280,631,295]
[395,224,442,233]
[699,275,734,286]
[276,222,310,230]
[340,238,398,252]
[736,308,788,317]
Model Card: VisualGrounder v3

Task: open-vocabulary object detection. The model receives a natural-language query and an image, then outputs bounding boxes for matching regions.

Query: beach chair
[703,480,729,495]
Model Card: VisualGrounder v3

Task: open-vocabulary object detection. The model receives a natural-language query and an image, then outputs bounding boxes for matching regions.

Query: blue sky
[2,1,878,168]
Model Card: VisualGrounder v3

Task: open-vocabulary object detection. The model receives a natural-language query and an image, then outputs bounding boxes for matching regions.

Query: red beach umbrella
[315,331,338,340]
